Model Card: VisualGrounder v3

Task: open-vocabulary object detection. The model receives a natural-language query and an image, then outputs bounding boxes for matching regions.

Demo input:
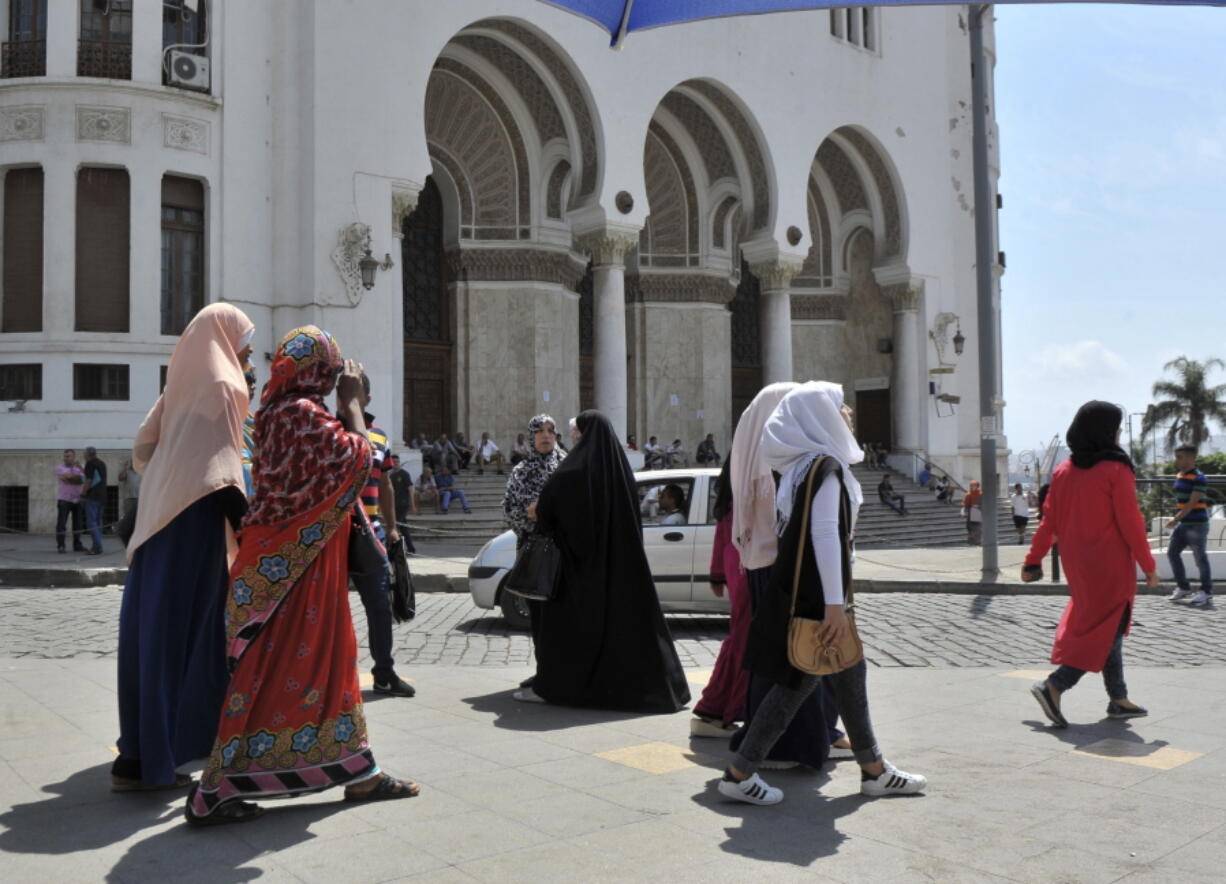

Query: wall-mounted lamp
[952,326,966,357]
[358,248,395,290]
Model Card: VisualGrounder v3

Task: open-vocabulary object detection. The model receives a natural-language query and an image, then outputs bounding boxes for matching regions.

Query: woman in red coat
[1023,401,1159,727]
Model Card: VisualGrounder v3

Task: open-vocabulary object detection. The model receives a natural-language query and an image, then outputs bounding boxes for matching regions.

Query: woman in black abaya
[519,410,691,713]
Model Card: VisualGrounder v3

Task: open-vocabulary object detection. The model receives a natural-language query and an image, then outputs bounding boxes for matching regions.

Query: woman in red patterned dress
[186,326,418,826]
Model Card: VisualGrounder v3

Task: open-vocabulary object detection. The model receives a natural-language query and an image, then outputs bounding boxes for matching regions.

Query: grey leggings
[731,660,882,775]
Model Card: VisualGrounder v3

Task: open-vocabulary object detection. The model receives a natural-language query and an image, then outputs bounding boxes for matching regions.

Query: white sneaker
[1169,587,1196,602]
[718,771,783,806]
[860,761,927,797]
[1188,591,1214,608]
[689,716,737,738]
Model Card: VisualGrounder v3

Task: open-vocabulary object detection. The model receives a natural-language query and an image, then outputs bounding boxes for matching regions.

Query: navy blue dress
[113,489,236,785]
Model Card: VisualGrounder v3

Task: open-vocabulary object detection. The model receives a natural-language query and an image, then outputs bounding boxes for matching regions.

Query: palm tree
[1142,357,1226,452]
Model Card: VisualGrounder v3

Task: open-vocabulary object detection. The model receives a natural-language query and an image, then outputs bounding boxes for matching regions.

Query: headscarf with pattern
[502,413,566,536]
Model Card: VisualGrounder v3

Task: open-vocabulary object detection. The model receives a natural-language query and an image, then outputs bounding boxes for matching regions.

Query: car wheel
[498,585,533,631]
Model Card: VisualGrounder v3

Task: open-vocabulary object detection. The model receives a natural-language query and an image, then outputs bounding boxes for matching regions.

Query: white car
[468,468,729,628]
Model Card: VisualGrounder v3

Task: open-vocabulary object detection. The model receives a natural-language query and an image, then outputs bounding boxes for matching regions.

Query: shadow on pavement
[1022,718,1169,756]
[0,761,175,855]
[105,798,355,883]
[462,689,678,731]
[698,777,867,866]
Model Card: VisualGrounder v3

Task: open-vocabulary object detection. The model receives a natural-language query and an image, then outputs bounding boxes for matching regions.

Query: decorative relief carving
[661,91,736,183]
[482,20,599,199]
[643,123,698,263]
[685,81,772,231]
[838,127,903,257]
[163,114,209,154]
[446,246,587,287]
[804,177,833,284]
[749,261,800,292]
[816,139,867,213]
[391,187,419,239]
[791,294,848,322]
[575,230,639,267]
[76,105,130,144]
[429,62,529,234]
[0,105,44,142]
[453,34,566,145]
[331,222,372,306]
[882,279,923,313]
[625,272,736,305]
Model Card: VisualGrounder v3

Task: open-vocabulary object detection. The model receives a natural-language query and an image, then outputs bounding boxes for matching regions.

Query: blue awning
[542,0,1226,45]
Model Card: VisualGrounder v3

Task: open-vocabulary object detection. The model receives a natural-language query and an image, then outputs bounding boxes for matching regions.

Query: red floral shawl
[225,326,370,667]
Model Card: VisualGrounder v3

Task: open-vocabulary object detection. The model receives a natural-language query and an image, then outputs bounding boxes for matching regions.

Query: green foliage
[1142,357,1226,453]
[1158,451,1226,476]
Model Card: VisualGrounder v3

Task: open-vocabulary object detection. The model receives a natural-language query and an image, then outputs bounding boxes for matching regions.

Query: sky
[993,2,1226,464]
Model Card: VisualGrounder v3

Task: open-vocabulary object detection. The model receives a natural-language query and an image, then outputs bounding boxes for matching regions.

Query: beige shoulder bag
[786,457,864,675]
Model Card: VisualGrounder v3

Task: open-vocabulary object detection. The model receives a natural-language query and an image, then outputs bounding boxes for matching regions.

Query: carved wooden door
[855,388,892,450]
[729,260,763,425]
[402,177,453,441]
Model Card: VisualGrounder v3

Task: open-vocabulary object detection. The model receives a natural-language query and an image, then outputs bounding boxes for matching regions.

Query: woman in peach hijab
[112,303,255,791]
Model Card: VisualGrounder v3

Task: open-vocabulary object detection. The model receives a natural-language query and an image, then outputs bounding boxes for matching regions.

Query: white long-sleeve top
[809,472,848,606]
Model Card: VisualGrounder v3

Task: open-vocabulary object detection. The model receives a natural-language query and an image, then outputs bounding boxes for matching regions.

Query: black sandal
[344,773,421,802]
[184,800,265,827]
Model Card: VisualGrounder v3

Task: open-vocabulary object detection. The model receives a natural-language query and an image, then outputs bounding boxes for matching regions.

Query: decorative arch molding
[832,126,906,261]
[425,64,530,239]
[474,18,603,203]
[641,123,699,267]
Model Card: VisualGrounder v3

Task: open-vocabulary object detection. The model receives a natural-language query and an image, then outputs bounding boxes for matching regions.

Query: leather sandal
[344,773,421,802]
[184,800,265,827]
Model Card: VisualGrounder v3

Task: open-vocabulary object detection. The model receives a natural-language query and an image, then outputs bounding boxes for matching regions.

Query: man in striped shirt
[1167,446,1213,607]
[350,373,416,696]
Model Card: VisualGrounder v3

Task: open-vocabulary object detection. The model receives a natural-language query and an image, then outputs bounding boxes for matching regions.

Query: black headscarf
[533,409,690,713]
[1066,401,1134,473]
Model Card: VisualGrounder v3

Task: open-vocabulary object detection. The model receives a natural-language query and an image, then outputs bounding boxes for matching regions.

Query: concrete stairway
[405,463,1021,556]
[850,464,1017,549]
[404,468,513,553]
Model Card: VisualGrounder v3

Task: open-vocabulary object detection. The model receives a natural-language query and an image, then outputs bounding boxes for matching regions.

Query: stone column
[389,185,419,444]
[751,262,798,384]
[45,0,76,78]
[131,0,163,85]
[577,230,638,440]
[884,280,923,452]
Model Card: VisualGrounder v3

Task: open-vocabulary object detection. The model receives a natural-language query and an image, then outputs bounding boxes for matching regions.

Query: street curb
[0,567,471,594]
[2,567,1181,597]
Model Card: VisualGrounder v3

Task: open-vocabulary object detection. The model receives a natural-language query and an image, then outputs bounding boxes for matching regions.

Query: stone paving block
[460,734,584,768]
[516,753,653,791]
[274,827,449,883]
[492,789,655,840]
[396,808,556,866]
[452,836,629,883]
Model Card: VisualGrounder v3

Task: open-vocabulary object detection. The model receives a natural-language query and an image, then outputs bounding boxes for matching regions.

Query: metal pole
[970,4,1000,581]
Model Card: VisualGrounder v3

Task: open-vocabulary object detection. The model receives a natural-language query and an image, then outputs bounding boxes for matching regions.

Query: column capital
[575,226,640,267]
[390,184,421,240]
[882,278,924,313]
[750,260,801,292]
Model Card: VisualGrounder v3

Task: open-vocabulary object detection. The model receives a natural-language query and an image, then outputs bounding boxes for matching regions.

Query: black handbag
[504,531,561,601]
[348,508,386,577]
[388,536,417,623]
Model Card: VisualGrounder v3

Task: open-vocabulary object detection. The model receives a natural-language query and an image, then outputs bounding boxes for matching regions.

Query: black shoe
[519,675,536,688]
[87,549,103,556]
[1030,681,1068,728]
[1106,701,1148,720]
[57,547,66,554]
[373,677,415,698]
[73,546,87,552]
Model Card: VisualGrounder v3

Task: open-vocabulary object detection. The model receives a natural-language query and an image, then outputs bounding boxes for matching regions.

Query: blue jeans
[440,488,469,512]
[55,500,84,550]
[352,560,396,684]
[83,499,104,552]
[1049,610,1129,701]
[1168,521,1213,595]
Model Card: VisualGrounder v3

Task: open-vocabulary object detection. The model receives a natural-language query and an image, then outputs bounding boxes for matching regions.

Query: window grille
[2,0,46,77]
[0,363,41,399]
[0,485,29,533]
[2,167,43,331]
[78,0,132,79]
[73,363,129,400]
[829,7,878,52]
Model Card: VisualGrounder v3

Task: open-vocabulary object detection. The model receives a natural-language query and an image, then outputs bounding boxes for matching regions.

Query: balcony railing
[1,39,46,78]
[77,39,131,79]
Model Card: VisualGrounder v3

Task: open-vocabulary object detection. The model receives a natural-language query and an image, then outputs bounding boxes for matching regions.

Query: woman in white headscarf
[716,382,927,805]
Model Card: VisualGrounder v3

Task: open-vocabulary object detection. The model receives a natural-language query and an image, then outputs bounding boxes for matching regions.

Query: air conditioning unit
[168,50,210,92]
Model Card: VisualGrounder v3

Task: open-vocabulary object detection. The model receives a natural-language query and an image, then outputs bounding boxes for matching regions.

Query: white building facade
[0,0,1006,533]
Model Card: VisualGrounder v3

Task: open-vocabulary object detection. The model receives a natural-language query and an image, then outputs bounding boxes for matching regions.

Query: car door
[637,477,697,602]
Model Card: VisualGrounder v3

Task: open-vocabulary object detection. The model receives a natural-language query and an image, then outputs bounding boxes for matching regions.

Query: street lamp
[359,248,395,290]
[953,325,965,357]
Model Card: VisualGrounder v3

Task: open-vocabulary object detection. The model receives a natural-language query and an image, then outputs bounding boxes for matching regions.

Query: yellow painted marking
[1072,738,1203,770]
[686,669,714,687]
[594,741,719,775]
[999,669,1052,680]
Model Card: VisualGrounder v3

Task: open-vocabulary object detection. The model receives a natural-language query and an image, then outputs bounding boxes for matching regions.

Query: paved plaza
[2,586,1224,882]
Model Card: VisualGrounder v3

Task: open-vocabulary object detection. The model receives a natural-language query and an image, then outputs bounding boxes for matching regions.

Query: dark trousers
[732,660,882,775]
[352,561,396,684]
[1049,610,1129,701]
[56,500,84,550]
[1168,521,1213,595]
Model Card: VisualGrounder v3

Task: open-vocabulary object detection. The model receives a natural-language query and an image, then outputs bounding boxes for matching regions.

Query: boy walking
[1167,446,1213,608]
